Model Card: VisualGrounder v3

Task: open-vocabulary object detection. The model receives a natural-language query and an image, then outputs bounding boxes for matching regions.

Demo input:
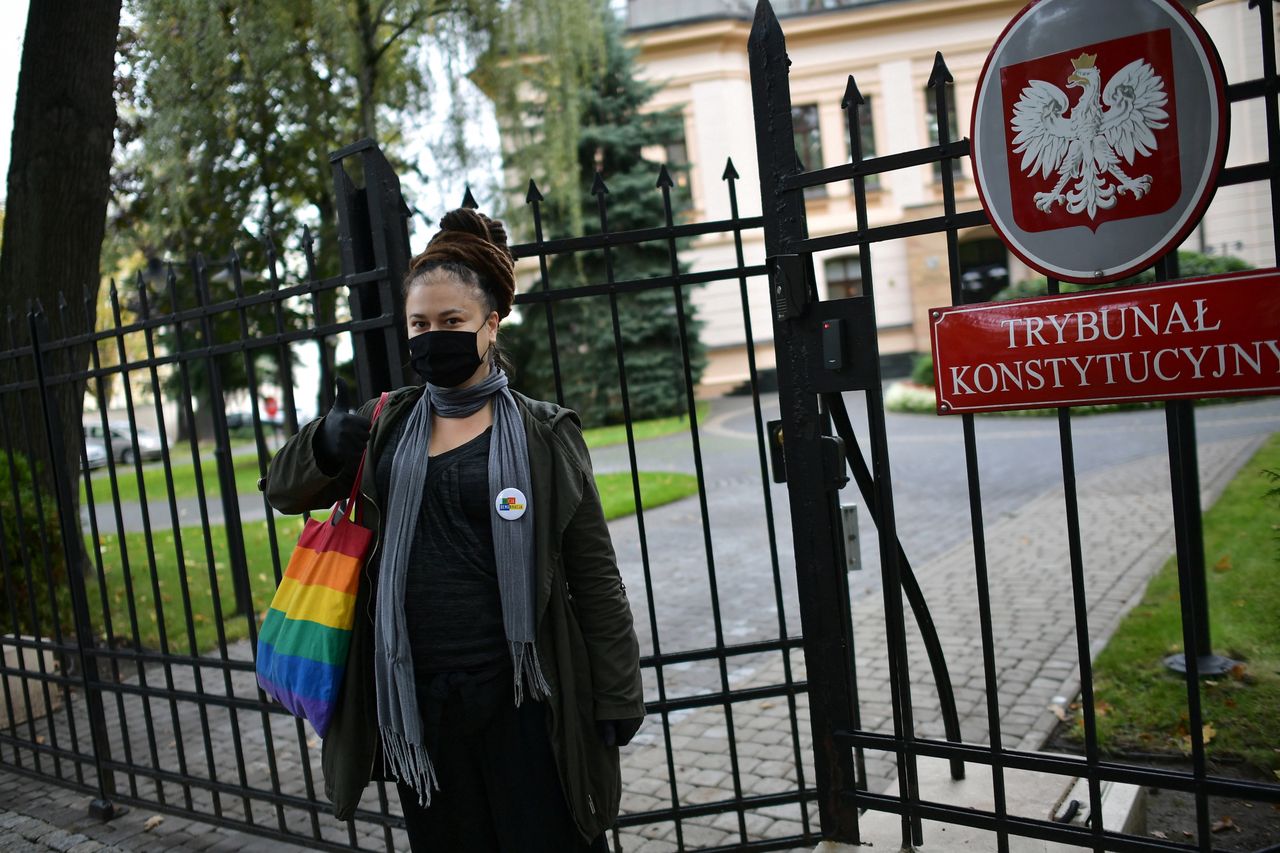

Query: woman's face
[405,270,499,388]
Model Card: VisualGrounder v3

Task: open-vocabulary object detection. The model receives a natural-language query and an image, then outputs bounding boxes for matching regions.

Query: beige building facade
[625,0,1274,394]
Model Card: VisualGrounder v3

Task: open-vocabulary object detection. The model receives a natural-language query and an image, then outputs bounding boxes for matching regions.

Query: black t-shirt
[374,419,508,676]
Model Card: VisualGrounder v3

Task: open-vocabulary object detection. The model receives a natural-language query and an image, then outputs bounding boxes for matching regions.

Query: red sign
[1001,29,1181,234]
[930,270,1280,414]
[264,396,279,418]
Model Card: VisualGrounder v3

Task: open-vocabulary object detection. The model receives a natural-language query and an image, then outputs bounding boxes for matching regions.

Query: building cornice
[627,0,1024,54]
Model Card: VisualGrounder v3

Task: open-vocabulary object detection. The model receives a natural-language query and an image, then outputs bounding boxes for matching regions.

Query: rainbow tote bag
[255,392,388,737]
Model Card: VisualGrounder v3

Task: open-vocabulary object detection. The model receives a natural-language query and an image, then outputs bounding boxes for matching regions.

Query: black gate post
[27,304,117,818]
[748,2,860,843]
[330,139,411,400]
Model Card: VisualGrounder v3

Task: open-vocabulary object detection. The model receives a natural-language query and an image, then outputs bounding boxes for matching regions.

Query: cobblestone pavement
[4,395,1276,852]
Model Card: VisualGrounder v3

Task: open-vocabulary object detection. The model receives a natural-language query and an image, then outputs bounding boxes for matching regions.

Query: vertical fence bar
[1155,249,1212,848]
[78,294,144,800]
[107,279,191,808]
[588,173,687,850]
[0,312,50,776]
[166,262,230,819]
[525,182,566,407]
[27,303,117,811]
[725,158,814,836]
[931,50,1009,851]
[133,271,202,811]
[748,3,860,843]
[226,249,290,834]
[192,254,256,823]
[1045,275,1106,850]
[659,163,753,844]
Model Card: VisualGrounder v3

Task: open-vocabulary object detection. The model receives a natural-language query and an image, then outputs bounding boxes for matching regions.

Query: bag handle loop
[333,391,390,526]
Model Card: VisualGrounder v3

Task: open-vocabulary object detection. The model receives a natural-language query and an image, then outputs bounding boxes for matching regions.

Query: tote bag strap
[334,391,390,526]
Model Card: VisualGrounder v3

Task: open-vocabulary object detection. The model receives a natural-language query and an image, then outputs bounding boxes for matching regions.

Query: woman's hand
[596,717,644,747]
[314,378,371,474]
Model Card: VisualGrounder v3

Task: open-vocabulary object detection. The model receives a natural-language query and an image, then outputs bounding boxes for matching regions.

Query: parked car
[82,438,109,472]
[83,422,164,464]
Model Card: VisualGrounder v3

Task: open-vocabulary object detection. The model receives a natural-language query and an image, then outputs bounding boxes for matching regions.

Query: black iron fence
[749,0,1280,850]
[0,138,842,850]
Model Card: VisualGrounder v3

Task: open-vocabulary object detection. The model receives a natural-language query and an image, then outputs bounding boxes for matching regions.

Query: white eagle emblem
[1010,52,1170,219]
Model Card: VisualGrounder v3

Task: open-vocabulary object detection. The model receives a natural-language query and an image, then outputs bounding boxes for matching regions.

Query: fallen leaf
[35,735,45,745]
[1202,723,1216,744]
[1230,663,1248,681]
[1095,701,1112,717]
[759,701,775,710]
[1048,703,1068,721]
[1211,815,1239,833]
[144,815,164,831]
[1150,830,1168,839]
[1213,554,1232,573]
[307,737,319,748]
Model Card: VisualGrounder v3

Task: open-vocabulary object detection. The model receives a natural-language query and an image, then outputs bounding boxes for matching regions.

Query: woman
[264,209,645,852]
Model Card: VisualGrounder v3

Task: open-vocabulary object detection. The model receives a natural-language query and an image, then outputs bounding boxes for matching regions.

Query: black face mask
[407,326,486,387]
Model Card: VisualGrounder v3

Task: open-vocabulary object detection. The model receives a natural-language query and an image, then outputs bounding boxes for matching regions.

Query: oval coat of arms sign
[971,0,1228,283]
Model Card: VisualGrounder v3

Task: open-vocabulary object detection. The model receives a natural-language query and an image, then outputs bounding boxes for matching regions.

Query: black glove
[313,378,371,475]
[596,717,644,748]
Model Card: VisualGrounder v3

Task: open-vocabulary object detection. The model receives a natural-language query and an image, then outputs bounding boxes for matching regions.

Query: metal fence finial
[461,185,479,209]
[722,157,739,181]
[525,178,544,204]
[591,171,609,196]
[842,75,864,109]
[928,51,954,87]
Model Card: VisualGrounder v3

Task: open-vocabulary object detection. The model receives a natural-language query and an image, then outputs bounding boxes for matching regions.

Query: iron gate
[749,0,1280,850]
[0,138,839,850]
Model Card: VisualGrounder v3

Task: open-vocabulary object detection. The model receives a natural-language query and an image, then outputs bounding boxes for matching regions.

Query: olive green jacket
[262,386,645,839]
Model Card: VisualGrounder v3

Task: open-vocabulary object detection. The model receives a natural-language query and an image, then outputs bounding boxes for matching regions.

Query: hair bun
[438,209,511,259]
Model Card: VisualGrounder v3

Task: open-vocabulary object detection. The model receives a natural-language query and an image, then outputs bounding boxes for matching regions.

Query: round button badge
[495,487,528,520]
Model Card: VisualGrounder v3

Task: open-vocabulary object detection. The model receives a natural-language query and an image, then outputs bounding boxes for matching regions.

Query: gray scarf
[373,367,549,806]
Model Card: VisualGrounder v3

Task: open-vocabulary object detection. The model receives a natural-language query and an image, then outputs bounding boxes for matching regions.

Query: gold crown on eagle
[1071,52,1098,70]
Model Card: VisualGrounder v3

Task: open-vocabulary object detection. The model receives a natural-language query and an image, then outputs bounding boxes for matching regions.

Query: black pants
[395,669,609,853]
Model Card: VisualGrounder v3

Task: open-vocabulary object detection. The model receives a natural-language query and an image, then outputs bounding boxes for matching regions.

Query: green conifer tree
[506,15,706,427]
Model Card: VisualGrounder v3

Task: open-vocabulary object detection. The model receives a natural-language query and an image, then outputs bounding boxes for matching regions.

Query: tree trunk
[0,1,123,577]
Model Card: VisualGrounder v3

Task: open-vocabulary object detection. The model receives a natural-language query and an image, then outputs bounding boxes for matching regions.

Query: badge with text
[971,0,1227,283]
[929,269,1280,414]
[495,487,528,520]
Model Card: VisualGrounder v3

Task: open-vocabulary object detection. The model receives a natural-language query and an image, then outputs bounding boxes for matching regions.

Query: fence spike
[461,186,479,209]
[135,271,151,319]
[591,171,609,196]
[525,179,544,204]
[841,74,864,110]
[57,291,68,311]
[721,157,739,181]
[263,231,278,264]
[656,163,674,189]
[108,278,119,300]
[30,298,42,317]
[928,51,953,87]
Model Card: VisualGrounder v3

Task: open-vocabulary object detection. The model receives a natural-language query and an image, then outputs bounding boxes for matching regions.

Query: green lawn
[80,404,710,506]
[582,402,710,449]
[81,452,266,506]
[1073,432,1280,771]
[86,470,698,653]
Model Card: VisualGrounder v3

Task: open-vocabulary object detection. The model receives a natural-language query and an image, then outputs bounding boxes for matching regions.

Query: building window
[792,103,826,197]
[845,94,879,190]
[664,125,690,191]
[925,85,960,181]
[825,255,863,299]
[958,238,1009,303]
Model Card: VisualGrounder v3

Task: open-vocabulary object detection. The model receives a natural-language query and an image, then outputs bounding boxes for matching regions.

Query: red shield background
[1000,29,1181,233]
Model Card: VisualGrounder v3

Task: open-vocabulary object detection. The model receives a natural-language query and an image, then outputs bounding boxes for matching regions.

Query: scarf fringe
[512,641,551,706]
[381,727,439,808]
